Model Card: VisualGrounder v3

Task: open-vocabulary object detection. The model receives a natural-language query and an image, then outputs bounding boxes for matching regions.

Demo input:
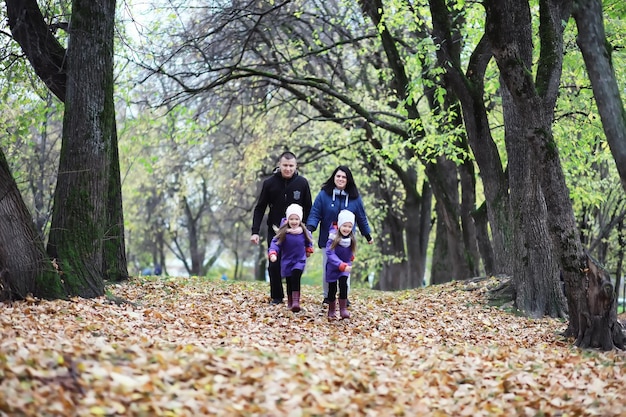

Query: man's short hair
[278,151,296,161]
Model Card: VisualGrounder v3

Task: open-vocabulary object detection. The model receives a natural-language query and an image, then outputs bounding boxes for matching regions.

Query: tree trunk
[103,123,129,282]
[0,151,64,300]
[377,207,411,291]
[363,137,430,290]
[6,0,126,296]
[459,151,481,276]
[485,0,568,318]
[576,255,625,350]
[47,0,117,298]
[472,202,496,275]
[572,0,626,193]
[407,179,432,286]
[506,120,565,318]
[428,157,474,284]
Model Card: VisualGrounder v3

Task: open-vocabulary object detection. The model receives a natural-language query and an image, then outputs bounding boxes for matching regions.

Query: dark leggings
[287,269,303,292]
[328,276,348,301]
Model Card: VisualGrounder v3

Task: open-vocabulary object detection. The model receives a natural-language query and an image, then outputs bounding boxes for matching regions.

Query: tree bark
[5,0,127,296]
[6,0,67,101]
[0,151,64,300]
[428,159,471,284]
[377,206,411,290]
[572,0,626,193]
[472,202,496,275]
[485,0,569,318]
[576,255,625,350]
[47,0,117,297]
[103,122,129,282]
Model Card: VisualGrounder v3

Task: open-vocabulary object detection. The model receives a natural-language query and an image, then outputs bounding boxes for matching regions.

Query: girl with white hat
[325,209,357,320]
[268,204,314,312]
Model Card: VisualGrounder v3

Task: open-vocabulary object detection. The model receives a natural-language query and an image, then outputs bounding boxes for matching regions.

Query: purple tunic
[325,230,354,283]
[269,230,313,277]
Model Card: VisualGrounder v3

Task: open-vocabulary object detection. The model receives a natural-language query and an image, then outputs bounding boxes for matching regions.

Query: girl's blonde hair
[274,220,313,245]
[330,228,357,253]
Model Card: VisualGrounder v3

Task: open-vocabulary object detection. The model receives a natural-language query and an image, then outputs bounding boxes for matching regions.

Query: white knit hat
[285,203,303,221]
[337,210,355,229]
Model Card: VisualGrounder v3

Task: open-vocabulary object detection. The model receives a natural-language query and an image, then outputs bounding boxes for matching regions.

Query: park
[1,276,625,416]
[1,0,626,415]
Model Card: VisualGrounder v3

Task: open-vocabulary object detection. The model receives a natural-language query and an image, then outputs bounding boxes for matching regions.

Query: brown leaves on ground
[1,277,625,417]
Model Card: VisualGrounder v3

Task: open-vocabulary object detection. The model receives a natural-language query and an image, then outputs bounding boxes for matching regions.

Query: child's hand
[269,254,277,262]
[345,265,352,273]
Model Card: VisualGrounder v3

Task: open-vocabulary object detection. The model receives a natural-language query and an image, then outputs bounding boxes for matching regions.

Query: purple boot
[291,291,301,312]
[339,299,350,319]
[327,300,337,320]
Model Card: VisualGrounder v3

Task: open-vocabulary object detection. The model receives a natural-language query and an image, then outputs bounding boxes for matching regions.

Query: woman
[306,166,373,304]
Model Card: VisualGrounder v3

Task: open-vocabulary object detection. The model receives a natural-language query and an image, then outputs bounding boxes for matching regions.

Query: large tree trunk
[572,0,626,193]
[47,0,117,297]
[485,0,568,318]
[0,151,64,300]
[505,111,566,318]
[485,0,625,349]
[6,0,126,296]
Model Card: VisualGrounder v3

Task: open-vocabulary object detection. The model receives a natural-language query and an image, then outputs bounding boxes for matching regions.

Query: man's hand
[250,234,260,245]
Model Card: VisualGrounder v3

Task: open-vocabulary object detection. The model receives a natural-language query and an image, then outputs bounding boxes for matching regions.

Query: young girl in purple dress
[325,210,357,320]
[268,204,314,312]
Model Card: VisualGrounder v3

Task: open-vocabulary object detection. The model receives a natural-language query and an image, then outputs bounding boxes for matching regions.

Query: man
[251,151,312,304]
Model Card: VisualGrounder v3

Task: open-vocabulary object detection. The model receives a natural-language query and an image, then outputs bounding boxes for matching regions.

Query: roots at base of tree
[575,312,626,351]
[485,275,515,308]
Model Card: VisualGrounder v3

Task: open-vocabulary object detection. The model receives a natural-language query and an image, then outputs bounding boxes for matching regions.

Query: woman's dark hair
[321,165,359,198]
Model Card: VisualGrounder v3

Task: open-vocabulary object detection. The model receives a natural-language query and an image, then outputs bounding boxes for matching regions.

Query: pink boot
[291,291,301,312]
[327,300,337,320]
[339,299,350,319]
[287,293,293,309]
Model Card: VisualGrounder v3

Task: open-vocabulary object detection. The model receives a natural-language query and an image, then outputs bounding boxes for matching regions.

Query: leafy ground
[1,277,625,417]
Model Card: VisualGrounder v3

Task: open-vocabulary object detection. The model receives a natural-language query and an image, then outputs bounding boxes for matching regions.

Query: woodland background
[1,1,626,414]
[1,0,626,347]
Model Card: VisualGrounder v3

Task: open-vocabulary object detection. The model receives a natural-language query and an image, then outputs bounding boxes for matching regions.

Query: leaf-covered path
[1,277,625,416]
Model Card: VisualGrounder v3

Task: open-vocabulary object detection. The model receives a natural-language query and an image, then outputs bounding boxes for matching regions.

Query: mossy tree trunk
[485,0,625,349]
[46,0,117,298]
[485,0,571,318]
[5,0,126,298]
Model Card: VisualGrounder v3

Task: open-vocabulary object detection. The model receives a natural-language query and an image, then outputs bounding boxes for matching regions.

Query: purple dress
[269,229,313,277]
[325,226,354,283]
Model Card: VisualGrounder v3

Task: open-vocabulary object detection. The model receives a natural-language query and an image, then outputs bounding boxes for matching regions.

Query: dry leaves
[1,277,625,417]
